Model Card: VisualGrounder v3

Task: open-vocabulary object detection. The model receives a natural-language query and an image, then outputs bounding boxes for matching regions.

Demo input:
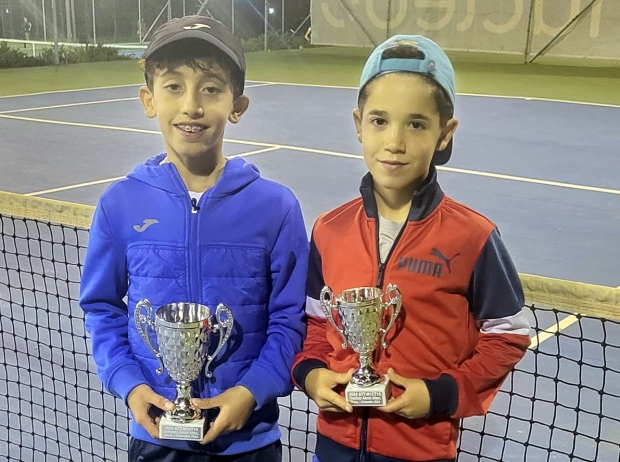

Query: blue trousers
[128,438,282,462]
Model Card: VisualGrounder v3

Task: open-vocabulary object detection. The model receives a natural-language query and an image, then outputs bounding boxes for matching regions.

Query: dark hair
[140,39,244,98]
[357,46,454,126]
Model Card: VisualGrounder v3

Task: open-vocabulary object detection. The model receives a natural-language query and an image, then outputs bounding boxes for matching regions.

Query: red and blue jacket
[293,167,531,462]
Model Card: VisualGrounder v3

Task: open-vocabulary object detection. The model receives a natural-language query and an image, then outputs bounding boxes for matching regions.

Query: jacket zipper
[188,196,201,300]
[188,195,208,403]
[358,218,407,462]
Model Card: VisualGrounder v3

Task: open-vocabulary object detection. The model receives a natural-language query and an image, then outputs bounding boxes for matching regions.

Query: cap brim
[433,138,452,165]
[144,29,244,74]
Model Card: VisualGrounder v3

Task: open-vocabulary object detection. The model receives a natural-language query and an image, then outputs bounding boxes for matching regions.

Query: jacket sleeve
[423,229,531,419]
[236,200,309,409]
[79,202,148,403]
[291,231,333,392]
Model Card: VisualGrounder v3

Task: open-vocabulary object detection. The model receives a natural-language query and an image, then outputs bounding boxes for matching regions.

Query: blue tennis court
[1,81,619,462]
[1,82,619,285]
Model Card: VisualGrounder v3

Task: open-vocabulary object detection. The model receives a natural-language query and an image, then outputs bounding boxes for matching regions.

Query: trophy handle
[380,284,402,349]
[134,299,165,375]
[320,286,347,349]
[204,303,234,378]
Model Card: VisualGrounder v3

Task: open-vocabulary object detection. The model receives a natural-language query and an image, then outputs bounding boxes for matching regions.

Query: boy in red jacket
[291,35,531,462]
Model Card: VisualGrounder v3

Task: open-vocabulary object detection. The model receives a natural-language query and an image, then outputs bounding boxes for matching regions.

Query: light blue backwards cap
[359,35,455,106]
[359,35,456,165]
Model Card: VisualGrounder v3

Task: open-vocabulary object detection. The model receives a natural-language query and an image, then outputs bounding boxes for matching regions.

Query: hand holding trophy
[134,300,234,441]
[320,284,402,406]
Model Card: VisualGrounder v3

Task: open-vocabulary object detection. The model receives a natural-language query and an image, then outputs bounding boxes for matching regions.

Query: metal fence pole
[337,0,377,47]
[91,0,96,43]
[41,0,47,41]
[264,0,268,51]
[287,13,309,42]
[144,3,169,41]
[386,0,391,39]
[51,0,59,64]
[138,0,142,41]
[523,0,536,63]
[64,0,72,41]
[529,0,599,63]
[70,0,76,41]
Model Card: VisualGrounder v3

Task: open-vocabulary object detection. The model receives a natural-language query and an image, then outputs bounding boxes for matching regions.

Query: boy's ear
[229,95,250,124]
[139,86,157,119]
[353,108,362,143]
[437,118,458,152]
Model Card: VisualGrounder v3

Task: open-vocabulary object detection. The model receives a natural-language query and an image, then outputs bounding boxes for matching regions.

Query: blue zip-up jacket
[79,154,309,454]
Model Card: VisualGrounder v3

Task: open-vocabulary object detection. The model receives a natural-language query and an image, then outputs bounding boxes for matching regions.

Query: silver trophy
[134,299,233,441]
[321,284,402,406]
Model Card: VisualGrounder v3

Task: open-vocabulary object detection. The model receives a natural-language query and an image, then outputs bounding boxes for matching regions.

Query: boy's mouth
[379,160,407,171]
[175,124,207,133]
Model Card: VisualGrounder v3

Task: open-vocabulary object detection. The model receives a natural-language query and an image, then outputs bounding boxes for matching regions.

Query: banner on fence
[311,0,619,63]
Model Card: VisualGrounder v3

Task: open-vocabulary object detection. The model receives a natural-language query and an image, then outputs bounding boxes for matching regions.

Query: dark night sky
[208,0,311,39]
[3,0,310,42]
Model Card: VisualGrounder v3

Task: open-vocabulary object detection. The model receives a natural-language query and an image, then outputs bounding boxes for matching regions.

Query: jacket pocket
[199,244,270,307]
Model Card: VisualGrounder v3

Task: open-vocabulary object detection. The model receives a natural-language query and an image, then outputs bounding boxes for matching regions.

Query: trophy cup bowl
[134,300,233,440]
[320,284,401,406]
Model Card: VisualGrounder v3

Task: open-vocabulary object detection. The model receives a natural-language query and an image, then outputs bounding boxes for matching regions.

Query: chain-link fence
[310,0,619,67]
[9,1,611,66]
[4,0,310,50]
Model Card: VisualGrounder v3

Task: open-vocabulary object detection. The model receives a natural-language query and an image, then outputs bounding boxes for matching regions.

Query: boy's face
[139,60,248,163]
[353,73,457,195]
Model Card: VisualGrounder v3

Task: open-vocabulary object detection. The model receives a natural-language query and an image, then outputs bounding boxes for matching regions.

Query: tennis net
[1,191,619,462]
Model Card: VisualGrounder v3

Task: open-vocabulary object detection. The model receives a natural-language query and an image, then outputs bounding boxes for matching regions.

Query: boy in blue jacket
[79,16,309,462]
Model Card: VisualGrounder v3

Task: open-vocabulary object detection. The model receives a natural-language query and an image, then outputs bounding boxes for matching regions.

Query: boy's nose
[385,126,406,154]
[182,94,204,118]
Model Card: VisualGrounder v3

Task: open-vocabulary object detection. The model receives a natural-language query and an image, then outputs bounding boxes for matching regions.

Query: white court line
[280,145,362,159]
[250,80,358,91]
[248,80,620,108]
[0,83,274,115]
[0,113,362,156]
[0,83,142,100]
[231,146,281,157]
[245,83,277,88]
[529,315,580,349]
[2,113,620,196]
[1,79,619,108]
[24,146,281,196]
[0,81,271,102]
[0,114,161,134]
[0,97,138,114]
[457,92,620,109]
[25,176,126,196]
[438,166,620,196]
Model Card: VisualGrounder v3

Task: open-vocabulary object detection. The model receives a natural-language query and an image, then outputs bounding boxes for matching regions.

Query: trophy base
[345,376,391,407]
[159,416,206,441]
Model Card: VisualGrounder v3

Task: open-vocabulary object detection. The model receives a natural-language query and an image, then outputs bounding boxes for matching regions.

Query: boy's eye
[165,84,182,92]
[204,86,221,94]
[410,121,426,130]
[370,118,387,126]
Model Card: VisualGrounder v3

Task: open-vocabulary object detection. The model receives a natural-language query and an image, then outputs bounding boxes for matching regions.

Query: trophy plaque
[135,300,233,440]
[321,284,401,406]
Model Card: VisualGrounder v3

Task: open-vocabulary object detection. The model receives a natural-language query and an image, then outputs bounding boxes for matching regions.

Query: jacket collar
[359,165,444,222]
[127,154,260,197]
